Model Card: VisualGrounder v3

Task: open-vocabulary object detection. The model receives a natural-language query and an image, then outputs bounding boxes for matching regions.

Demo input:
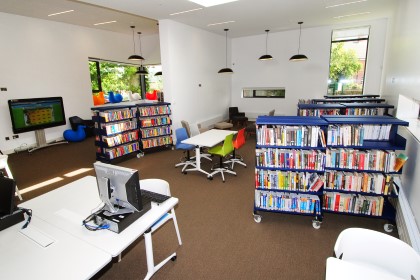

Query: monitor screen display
[8,97,66,134]
[0,176,16,217]
[93,162,142,215]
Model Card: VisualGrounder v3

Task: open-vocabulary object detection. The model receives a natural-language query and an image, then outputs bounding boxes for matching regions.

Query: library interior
[1,0,420,279]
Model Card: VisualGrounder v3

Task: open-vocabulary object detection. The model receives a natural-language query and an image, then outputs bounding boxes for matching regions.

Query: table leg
[144,229,177,280]
[184,146,210,176]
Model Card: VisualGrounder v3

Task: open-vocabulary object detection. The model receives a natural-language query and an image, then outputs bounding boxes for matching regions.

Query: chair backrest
[140,179,171,196]
[234,128,246,149]
[334,228,420,279]
[181,120,192,138]
[221,133,235,155]
[197,123,209,134]
[175,128,189,145]
[229,107,239,118]
[268,109,275,116]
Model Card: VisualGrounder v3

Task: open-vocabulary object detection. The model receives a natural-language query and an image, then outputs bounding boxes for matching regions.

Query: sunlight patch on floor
[20,177,64,194]
[64,168,93,177]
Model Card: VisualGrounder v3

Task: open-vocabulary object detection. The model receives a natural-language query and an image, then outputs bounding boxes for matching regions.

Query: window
[89,58,163,103]
[242,87,285,98]
[328,27,369,95]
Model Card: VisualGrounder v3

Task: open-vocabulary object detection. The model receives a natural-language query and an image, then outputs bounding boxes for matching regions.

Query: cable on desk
[82,205,109,231]
[18,207,32,229]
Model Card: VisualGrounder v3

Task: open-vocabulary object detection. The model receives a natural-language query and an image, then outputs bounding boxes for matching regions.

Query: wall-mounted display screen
[8,97,66,134]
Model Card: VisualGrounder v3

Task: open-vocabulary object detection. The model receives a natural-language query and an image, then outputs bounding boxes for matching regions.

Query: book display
[297,102,394,116]
[253,115,408,231]
[253,116,328,229]
[322,115,408,232]
[92,102,173,163]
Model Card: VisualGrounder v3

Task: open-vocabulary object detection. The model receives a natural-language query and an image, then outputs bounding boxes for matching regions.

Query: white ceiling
[0,0,397,37]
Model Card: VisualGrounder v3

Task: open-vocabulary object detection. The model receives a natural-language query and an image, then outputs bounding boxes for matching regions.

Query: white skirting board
[396,187,420,253]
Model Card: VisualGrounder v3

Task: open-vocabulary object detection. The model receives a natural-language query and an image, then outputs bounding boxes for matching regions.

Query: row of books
[326,148,398,172]
[138,105,171,117]
[327,124,392,146]
[323,192,384,216]
[140,126,171,138]
[99,131,139,148]
[325,171,395,195]
[255,190,321,215]
[298,109,340,117]
[141,135,173,149]
[97,108,137,122]
[102,142,140,159]
[139,116,171,128]
[99,120,138,135]
[255,169,325,192]
[256,148,326,171]
[344,108,387,116]
[257,125,322,147]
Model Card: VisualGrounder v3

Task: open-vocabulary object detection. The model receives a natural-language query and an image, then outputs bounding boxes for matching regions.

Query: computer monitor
[93,162,142,216]
[0,176,16,217]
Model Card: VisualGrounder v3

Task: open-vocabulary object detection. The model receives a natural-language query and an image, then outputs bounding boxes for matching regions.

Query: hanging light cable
[128,26,144,61]
[218,29,233,74]
[135,31,148,75]
[259,30,273,60]
[290,22,308,61]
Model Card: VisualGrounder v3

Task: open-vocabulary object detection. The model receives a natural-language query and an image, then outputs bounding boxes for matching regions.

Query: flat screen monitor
[93,162,142,215]
[8,97,66,134]
[0,176,16,217]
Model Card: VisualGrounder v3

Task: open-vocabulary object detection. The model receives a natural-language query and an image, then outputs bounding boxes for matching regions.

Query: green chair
[207,133,236,182]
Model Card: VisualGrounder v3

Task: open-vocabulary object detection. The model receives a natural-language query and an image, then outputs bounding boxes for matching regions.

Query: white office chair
[0,154,23,200]
[334,227,420,280]
[140,179,182,245]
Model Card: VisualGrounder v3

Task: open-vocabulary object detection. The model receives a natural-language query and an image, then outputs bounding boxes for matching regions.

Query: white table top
[325,257,405,280]
[21,176,179,257]
[0,216,111,280]
[182,129,236,147]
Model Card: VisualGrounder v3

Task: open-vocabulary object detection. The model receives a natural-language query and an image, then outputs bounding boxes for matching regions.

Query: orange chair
[225,128,247,169]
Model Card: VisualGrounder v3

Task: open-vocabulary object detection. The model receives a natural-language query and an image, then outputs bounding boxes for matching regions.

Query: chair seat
[214,122,233,130]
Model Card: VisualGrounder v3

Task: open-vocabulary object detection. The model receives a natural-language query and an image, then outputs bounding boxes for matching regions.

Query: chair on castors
[174,128,196,173]
[181,120,211,162]
[334,227,420,280]
[207,133,236,182]
[140,179,182,245]
[0,154,22,200]
[224,128,247,169]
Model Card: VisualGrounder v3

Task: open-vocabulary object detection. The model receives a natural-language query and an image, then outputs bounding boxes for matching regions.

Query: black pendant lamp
[259,30,273,61]
[135,32,148,75]
[290,22,308,62]
[128,26,144,61]
[218,29,233,74]
[155,71,162,76]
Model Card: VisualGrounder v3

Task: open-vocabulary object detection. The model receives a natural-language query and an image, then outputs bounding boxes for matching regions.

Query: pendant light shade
[135,31,148,75]
[259,30,273,61]
[218,29,233,74]
[290,22,308,62]
[155,71,162,76]
[128,26,144,61]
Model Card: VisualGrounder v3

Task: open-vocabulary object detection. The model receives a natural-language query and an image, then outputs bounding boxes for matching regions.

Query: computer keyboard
[141,189,170,204]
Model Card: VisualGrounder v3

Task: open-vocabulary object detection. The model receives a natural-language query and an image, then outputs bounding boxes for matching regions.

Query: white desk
[21,176,179,280]
[0,215,111,280]
[182,129,236,176]
[325,257,405,280]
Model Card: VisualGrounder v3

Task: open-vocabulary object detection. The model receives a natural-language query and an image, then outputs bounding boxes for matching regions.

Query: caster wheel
[137,152,144,158]
[182,171,187,175]
[171,255,177,261]
[207,176,213,180]
[384,223,394,233]
[312,220,321,229]
[253,215,262,223]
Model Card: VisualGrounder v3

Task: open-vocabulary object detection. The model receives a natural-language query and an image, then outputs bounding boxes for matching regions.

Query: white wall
[159,19,231,136]
[231,19,389,116]
[0,12,159,153]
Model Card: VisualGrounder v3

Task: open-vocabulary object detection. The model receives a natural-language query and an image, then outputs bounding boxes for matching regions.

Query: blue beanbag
[108,91,123,103]
[63,125,86,142]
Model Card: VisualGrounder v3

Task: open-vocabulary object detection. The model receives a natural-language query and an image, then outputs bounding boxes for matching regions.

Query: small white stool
[0,154,23,200]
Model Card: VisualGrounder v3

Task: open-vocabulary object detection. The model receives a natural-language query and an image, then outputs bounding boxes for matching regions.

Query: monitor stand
[28,129,68,153]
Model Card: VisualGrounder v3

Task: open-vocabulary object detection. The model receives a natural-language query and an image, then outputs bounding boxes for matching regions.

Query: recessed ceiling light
[189,0,238,8]
[326,0,368,8]
[333,11,371,19]
[170,8,203,16]
[93,21,117,26]
[48,10,74,17]
[207,20,235,26]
